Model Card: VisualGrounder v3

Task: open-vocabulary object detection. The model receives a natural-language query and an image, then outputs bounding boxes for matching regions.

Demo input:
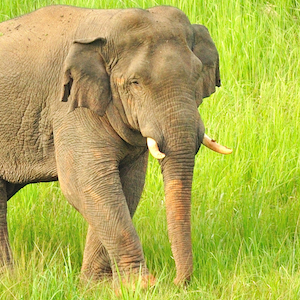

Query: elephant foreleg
[54,109,152,285]
[81,150,149,280]
[58,158,149,284]
[77,170,147,281]
[119,150,148,217]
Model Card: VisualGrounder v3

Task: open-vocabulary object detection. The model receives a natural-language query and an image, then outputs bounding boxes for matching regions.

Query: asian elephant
[0,5,232,286]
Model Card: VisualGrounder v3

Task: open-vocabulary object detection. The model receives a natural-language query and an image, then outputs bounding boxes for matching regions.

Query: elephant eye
[129,77,143,92]
[131,80,139,85]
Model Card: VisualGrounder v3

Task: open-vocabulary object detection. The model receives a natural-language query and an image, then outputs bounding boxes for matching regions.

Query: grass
[1,0,300,298]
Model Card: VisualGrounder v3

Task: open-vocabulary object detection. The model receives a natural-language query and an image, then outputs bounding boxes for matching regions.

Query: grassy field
[1,0,300,299]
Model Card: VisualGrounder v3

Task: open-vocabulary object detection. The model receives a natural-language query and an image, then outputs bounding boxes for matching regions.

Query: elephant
[0,5,232,287]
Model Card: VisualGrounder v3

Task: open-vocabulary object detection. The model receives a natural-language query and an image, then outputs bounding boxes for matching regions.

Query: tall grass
[1,0,300,299]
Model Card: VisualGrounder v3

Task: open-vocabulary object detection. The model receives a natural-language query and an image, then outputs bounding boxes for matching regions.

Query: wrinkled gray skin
[0,5,220,285]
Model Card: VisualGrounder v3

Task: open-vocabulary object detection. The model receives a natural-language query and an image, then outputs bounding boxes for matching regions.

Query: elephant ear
[62,37,111,116]
[192,24,220,105]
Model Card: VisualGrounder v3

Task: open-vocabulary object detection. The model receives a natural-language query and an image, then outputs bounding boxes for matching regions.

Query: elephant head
[62,6,231,284]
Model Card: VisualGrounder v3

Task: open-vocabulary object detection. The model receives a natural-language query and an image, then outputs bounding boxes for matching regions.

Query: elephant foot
[0,262,13,276]
[81,225,113,281]
[115,273,156,296]
[0,258,13,276]
[173,273,191,286]
[81,264,112,282]
[0,243,13,273]
[81,250,112,282]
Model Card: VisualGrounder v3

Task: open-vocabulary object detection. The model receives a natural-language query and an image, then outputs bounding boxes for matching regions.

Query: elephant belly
[0,101,58,184]
[0,155,57,184]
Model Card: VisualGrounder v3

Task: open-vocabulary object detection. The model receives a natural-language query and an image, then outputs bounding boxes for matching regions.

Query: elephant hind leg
[0,179,13,269]
[81,225,112,281]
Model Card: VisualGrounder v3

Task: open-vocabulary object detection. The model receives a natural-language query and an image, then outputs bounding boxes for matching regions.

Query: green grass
[1,0,300,299]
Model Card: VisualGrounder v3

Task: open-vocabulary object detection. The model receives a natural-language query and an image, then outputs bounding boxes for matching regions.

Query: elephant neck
[106,102,146,147]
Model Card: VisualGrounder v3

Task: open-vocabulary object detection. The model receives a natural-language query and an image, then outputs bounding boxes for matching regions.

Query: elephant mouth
[147,135,232,159]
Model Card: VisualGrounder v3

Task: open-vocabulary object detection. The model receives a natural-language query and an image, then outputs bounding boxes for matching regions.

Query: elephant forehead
[110,7,193,45]
[114,6,191,27]
[147,5,192,26]
[115,41,200,83]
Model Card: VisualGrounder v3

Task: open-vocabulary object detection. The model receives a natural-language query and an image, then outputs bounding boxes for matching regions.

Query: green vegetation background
[0,0,300,299]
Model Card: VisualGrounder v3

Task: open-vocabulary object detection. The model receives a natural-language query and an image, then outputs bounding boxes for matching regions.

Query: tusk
[147,137,166,160]
[202,134,233,155]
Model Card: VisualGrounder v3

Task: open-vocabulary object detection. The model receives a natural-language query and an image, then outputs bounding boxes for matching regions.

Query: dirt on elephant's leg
[0,180,13,272]
[81,226,112,281]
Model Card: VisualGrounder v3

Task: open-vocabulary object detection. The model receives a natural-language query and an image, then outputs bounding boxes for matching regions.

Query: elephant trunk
[160,147,195,285]
[139,95,201,284]
[142,93,232,283]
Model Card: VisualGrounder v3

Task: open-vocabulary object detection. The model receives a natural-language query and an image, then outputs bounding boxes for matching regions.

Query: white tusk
[202,134,233,155]
[147,137,166,160]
